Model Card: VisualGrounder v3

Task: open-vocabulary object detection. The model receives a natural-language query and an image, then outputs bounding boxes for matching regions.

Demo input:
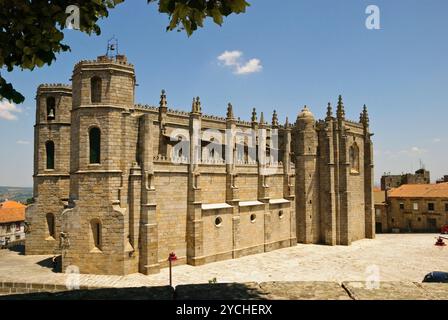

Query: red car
[441,225,448,234]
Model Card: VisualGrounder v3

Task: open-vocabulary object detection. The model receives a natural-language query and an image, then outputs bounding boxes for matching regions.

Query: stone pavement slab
[417,283,448,300]
[259,281,351,300]
[342,281,431,300]
[175,282,267,300]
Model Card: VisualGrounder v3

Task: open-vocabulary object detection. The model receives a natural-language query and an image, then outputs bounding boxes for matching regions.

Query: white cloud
[16,140,30,145]
[0,100,22,120]
[217,50,263,75]
[410,146,425,154]
[396,146,427,156]
[433,138,441,143]
[218,50,242,66]
[235,58,263,75]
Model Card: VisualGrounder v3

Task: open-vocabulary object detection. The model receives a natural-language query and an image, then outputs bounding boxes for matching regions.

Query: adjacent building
[0,200,26,247]
[374,189,388,233]
[381,169,430,191]
[437,176,448,184]
[26,54,375,275]
[387,183,448,233]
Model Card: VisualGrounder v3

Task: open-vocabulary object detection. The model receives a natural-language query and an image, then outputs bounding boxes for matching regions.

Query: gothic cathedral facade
[26,55,375,275]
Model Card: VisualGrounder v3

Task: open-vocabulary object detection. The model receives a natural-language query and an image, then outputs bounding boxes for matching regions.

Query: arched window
[45,141,55,170]
[90,77,102,103]
[90,219,102,250]
[243,143,249,162]
[349,143,360,173]
[89,127,101,164]
[46,97,56,120]
[46,213,55,239]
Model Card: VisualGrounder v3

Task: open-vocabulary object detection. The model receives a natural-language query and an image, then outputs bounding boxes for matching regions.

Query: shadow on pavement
[0,283,269,300]
[6,244,25,255]
[36,255,62,273]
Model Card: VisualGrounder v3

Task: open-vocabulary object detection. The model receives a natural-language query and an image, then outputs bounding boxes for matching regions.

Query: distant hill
[0,186,33,204]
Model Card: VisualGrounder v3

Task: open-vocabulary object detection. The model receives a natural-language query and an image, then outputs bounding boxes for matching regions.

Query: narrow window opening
[91,77,102,103]
[89,127,101,164]
[45,141,55,170]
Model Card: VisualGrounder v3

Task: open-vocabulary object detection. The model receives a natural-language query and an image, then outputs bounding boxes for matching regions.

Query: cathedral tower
[61,55,138,275]
[26,84,72,255]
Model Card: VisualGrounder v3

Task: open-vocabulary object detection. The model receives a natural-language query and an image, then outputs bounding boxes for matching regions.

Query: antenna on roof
[106,35,119,59]
[419,159,425,170]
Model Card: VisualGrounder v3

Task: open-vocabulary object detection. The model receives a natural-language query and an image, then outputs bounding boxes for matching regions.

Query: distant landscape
[0,186,33,204]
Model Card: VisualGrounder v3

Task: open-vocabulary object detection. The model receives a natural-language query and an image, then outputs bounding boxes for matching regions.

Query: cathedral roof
[297,105,315,123]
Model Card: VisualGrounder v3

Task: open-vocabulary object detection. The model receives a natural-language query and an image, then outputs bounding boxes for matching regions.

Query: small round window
[279,210,284,219]
[250,214,256,223]
[215,217,223,227]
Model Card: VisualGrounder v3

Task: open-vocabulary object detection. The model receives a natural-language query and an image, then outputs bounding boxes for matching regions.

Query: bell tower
[60,51,138,275]
[25,84,72,255]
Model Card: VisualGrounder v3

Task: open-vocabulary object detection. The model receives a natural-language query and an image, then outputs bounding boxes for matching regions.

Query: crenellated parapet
[37,83,72,90]
[73,54,134,69]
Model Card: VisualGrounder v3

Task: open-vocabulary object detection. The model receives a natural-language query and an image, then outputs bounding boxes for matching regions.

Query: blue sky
[0,0,447,187]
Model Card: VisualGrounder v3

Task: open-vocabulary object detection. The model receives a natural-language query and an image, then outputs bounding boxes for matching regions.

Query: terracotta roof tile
[0,201,26,224]
[0,200,26,209]
[388,183,448,198]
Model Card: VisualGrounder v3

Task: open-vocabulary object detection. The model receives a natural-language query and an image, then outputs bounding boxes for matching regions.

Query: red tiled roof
[0,201,26,224]
[388,183,448,198]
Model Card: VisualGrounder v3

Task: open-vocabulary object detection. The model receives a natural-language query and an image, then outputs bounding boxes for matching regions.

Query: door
[427,218,438,233]
[375,223,382,233]
[407,219,412,232]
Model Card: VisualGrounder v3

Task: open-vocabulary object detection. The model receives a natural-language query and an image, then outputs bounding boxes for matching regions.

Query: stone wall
[154,171,189,266]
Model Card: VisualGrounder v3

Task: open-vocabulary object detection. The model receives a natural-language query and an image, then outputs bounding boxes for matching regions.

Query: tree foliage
[150,0,250,35]
[0,0,250,103]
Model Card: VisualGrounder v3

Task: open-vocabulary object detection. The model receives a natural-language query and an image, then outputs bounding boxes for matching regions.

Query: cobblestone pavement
[0,234,447,288]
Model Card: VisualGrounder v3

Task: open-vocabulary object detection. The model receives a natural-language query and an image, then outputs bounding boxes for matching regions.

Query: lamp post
[168,252,178,287]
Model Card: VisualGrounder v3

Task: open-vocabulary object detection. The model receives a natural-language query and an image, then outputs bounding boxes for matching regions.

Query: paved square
[0,234,447,288]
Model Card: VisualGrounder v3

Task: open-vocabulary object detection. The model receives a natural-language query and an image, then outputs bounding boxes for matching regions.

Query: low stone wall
[0,281,70,296]
[1,281,448,300]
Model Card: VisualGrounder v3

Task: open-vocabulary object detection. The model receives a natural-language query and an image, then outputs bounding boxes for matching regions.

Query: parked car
[423,272,448,283]
[441,225,448,234]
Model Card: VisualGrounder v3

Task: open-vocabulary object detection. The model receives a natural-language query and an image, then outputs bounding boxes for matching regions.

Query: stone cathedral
[25,54,375,275]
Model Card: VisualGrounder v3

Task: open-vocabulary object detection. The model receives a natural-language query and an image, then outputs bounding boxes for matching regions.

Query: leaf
[23,47,33,55]
[35,58,45,68]
[211,7,223,26]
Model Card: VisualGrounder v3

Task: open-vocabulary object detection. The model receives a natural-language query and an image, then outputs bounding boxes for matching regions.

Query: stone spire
[285,116,290,129]
[251,108,257,123]
[336,95,345,120]
[326,102,333,121]
[191,96,201,114]
[159,89,167,109]
[259,112,266,125]
[226,103,234,120]
[272,110,279,127]
[360,104,369,127]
